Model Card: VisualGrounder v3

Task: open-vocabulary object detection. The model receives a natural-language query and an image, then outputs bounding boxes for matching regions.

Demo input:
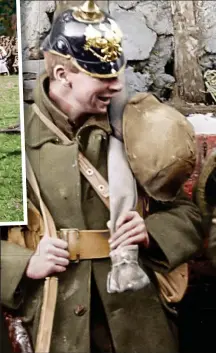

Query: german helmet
[42,0,126,78]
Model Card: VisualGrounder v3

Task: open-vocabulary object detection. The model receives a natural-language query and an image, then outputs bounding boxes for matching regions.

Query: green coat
[194,150,216,267]
[1,74,203,353]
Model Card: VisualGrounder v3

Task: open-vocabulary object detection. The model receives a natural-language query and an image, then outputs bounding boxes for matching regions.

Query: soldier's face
[67,71,123,114]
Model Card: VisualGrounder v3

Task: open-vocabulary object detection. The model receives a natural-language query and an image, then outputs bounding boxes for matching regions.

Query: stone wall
[20,0,216,99]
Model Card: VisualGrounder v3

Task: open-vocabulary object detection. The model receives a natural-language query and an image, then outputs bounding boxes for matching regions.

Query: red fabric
[184,135,216,198]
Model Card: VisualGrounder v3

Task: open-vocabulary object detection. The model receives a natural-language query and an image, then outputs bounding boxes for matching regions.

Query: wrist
[25,254,34,278]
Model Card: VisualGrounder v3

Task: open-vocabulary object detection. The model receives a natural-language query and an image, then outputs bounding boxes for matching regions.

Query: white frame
[0,0,28,226]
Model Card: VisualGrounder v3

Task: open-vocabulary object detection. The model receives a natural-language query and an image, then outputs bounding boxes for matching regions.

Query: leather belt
[58,229,110,262]
[8,227,110,262]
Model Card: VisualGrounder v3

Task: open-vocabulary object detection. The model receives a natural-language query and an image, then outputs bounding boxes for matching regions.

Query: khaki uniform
[1,74,203,353]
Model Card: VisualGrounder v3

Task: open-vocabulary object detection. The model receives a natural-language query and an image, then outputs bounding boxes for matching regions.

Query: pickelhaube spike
[73,0,105,23]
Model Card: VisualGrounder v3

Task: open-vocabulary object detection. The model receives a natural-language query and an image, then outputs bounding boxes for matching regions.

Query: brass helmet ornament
[42,0,126,78]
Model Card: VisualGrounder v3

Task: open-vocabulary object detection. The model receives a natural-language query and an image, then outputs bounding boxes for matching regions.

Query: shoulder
[124,92,186,120]
[123,92,193,135]
[124,92,155,111]
[25,103,57,149]
[123,93,160,129]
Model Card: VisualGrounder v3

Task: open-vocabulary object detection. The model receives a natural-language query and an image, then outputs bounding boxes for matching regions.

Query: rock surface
[20,0,216,98]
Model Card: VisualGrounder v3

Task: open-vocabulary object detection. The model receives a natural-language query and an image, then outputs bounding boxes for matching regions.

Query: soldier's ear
[53,65,67,82]
[53,65,71,88]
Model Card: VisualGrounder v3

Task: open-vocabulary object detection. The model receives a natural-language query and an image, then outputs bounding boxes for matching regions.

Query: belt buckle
[59,228,80,263]
[71,228,80,263]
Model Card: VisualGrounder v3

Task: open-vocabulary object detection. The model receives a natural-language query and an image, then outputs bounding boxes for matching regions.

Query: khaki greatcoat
[1,74,203,353]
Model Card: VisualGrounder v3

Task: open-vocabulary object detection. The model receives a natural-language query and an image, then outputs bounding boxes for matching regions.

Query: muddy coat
[194,150,216,267]
[1,74,203,353]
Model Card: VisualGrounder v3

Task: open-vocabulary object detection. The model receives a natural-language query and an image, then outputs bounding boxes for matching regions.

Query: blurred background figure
[0,46,9,75]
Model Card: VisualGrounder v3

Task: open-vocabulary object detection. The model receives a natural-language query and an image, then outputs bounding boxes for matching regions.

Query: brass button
[74,305,87,316]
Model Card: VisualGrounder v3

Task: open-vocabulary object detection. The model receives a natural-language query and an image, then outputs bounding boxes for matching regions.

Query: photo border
[0,0,28,226]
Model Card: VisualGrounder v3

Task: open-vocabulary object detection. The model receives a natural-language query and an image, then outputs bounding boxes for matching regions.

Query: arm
[1,240,34,309]
[143,190,204,272]
[1,234,69,309]
[109,190,204,273]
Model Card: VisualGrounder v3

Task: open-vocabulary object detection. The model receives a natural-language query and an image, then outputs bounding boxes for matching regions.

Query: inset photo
[0,0,27,224]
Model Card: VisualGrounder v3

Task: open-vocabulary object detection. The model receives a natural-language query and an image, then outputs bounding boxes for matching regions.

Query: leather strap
[26,155,57,238]
[32,103,72,146]
[32,103,110,209]
[58,229,110,261]
[78,153,110,208]
[25,156,58,353]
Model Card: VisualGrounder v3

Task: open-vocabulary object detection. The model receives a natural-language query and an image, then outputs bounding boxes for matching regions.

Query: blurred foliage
[0,0,16,36]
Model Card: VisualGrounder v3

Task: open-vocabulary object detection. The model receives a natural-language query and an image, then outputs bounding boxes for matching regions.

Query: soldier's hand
[26,235,70,279]
[109,211,149,250]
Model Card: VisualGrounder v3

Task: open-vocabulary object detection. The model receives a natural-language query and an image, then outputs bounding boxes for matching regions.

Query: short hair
[44,51,79,80]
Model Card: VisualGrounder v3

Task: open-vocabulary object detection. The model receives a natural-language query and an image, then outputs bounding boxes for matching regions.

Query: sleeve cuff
[1,241,34,309]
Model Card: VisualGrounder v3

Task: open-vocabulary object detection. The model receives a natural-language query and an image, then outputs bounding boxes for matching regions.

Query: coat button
[74,305,87,316]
